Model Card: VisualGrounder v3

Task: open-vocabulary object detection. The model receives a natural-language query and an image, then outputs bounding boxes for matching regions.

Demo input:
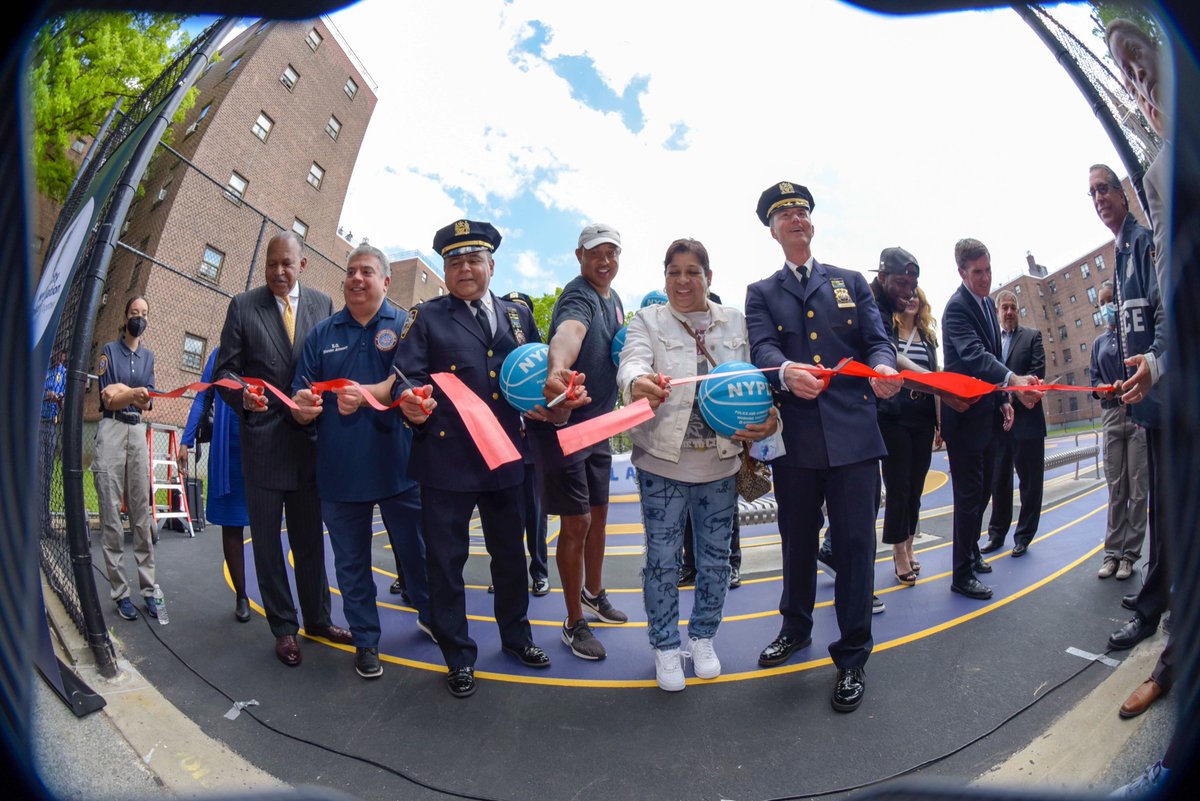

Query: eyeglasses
[1088,183,1115,198]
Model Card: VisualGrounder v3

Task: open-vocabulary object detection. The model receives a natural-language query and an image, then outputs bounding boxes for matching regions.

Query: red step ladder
[147,422,193,537]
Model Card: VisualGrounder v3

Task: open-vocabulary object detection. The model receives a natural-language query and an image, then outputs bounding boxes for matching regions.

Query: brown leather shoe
[1119,678,1164,718]
[310,624,354,645]
[275,635,301,667]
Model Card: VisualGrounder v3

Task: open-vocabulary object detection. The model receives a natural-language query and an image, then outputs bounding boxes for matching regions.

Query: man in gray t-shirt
[528,223,628,661]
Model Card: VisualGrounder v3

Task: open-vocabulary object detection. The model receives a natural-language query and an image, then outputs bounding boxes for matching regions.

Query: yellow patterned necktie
[282,300,295,344]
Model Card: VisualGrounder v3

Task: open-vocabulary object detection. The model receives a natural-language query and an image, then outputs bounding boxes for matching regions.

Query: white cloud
[333,0,1127,314]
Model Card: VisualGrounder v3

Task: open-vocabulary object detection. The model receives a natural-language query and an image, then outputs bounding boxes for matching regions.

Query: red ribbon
[557,398,656,457]
[429,372,522,469]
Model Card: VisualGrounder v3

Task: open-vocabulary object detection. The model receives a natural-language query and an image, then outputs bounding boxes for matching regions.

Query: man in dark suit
[744,181,899,713]
[214,231,350,666]
[940,239,1043,602]
[982,289,1047,557]
[393,219,550,698]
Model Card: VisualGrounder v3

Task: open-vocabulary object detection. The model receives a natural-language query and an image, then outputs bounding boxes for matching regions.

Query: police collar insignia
[506,307,526,345]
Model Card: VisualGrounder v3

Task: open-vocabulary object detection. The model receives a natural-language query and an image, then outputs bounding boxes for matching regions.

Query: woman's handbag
[736,445,772,502]
[196,386,215,444]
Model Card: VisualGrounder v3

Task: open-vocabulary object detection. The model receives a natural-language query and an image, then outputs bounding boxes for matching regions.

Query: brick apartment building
[991,178,1150,428]
[65,17,384,426]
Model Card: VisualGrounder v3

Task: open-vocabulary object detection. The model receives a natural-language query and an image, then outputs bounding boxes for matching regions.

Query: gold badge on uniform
[831,279,855,308]
[779,181,793,194]
[454,220,470,236]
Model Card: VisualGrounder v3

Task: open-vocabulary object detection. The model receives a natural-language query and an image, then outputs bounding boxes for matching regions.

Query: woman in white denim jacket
[617,238,778,691]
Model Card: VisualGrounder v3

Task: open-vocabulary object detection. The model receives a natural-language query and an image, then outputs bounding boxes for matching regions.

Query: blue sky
[322,1,1131,315]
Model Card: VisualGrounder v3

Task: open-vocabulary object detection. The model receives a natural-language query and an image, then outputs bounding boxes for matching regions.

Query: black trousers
[522,463,549,581]
[245,481,332,638]
[1134,426,1169,624]
[987,433,1045,547]
[879,416,936,546]
[774,460,878,669]
[945,437,997,586]
[421,485,534,669]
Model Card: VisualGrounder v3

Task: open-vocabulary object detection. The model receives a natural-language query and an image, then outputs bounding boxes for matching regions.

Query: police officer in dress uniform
[392,220,550,698]
[290,244,433,680]
[744,182,900,713]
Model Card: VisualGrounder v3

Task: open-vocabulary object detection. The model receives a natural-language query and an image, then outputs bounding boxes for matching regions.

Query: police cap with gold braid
[756,181,815,226]
[433,219,503,258]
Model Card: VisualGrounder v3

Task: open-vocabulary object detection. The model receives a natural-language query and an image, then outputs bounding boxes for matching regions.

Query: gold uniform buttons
[813,355,822,364]
[807,310,814,319]
[438,430,446,438]
[492,392,499,400]
[847,319,854,326]
[487,350,494,357]
[450,364,457,371]
[809,332,818,341]
[489,370,496,378]
[777,325,783,331]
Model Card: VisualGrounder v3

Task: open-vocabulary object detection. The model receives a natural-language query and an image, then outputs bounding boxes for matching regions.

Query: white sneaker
[689,637,721,679]
[654,647,686,692]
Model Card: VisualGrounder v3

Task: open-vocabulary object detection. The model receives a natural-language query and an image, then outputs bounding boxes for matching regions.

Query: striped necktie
[282,300,295,344]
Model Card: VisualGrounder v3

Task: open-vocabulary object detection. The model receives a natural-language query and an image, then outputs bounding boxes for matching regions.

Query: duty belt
[103,410,142,425]
[1100,399,1122,410]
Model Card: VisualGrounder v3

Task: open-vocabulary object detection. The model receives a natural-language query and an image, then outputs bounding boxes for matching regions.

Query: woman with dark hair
[617,238,778,691]
[879,286,940,586]
[179,347,251,622]
[93,296,159,621]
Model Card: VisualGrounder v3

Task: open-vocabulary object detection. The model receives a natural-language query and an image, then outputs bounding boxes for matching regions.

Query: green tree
[531,288,562,341]
[1090,2,1162,46]
[28,11,191,202]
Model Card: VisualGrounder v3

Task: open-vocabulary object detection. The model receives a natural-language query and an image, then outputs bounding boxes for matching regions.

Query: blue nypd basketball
[500,342,549,414]
[611,325,627,366]
[641,289,668,308]
[697,361,772,437]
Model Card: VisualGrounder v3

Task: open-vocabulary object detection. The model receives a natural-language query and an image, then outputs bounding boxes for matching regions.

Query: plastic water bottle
[153,584,169,625]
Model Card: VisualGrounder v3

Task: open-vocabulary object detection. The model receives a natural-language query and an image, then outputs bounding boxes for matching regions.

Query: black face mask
[126,316,147,337]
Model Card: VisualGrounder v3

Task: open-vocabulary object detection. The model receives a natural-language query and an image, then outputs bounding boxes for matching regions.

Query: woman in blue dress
[180,347,251,622]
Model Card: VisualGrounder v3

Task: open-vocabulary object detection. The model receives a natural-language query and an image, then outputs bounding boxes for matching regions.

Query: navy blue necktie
[470,299,490,340]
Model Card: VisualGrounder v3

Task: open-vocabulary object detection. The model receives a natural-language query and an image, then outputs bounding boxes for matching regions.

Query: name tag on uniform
[322,343,348,355]
[831,278,855,308]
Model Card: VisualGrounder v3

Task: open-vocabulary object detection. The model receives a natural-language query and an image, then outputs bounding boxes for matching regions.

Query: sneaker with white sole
[562,618,606,660]
[689,637,721,679]
[872,595,885,614]
[654,647,686,692]
[581,589,628,624]
[355,647,383,679]
[115,597,138,621]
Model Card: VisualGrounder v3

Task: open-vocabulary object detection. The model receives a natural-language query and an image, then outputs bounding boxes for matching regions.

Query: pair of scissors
[232,373,267,408]
[393,366,434,414]
[545,371,580,409]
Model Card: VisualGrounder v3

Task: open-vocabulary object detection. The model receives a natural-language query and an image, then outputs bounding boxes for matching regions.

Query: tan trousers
[93,417,155,601]
[1101,405,1148,560]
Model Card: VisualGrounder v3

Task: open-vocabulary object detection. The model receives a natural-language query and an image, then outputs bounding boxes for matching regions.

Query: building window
[1014,284,1021,295]
[306,28,323,51]
[186,103,212,136]
[1069,396,1079,412]
[1080,342,1088,352]
[1087,286,1098,304]
[1075,318,1083,328]
[1064,270,1071,281]
[200,245,224,282]
[1054,303,1063,317]
[1020,306,1027,318]
[182,333,206,373]
[307,162,325,190]
[71,138,87,154]
[1063,348,1072,364]
[225,54,243,75]
[1051,351,1058,366]
[281,65,299,92]
[344,77,358,100]
[154,177,172,205]
[1081,262,1091,278]
[1037,284,1044,297]
[292,218,308,240]
[1058,325,1068,340]
[1096,254,1106,271]
[438,287,444,296]
[420,271,427,283]
[1069,294,1077,304]
[1048,279,1057,294]
[252,111,274,141]
[226,171,248,203]
[325,115,342,140]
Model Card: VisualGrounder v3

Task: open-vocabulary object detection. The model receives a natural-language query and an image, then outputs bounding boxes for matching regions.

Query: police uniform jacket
[1113,213,1166,429]
[940,284,1008,447]
[292,301,417,503]
[214,283,334,491]
[97,339,156,418]
[745,260,894,469]
[391,292,535,493]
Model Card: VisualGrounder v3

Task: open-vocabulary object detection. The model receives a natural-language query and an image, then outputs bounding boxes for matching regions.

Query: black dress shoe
[1108,615,1158,650]
[389,578,404,595]
[447,667,476,698]
[275,635,302,667]
[503,644,552,668]
[235,596,251,623]
[978,537,1003,554]
[951,578,993,600]
[678,565,697,585]
[312,625,354,645]
[973,557,993,574]
[831,667,866,712]
[1122,593,1138,611]
[758,633,812,667]
[1012,542,1029,558]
